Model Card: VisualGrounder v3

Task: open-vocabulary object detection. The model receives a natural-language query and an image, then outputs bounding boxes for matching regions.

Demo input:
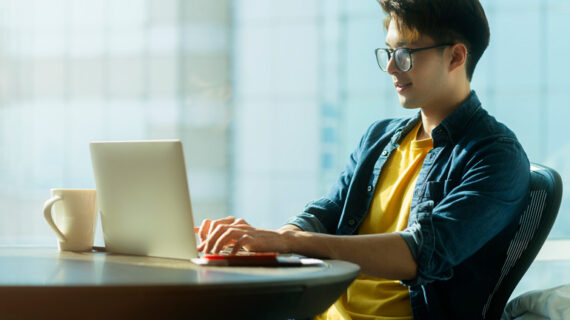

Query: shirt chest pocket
[422,180,457,205]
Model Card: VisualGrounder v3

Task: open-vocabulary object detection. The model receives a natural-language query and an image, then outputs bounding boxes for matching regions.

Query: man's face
[385,19,449,110]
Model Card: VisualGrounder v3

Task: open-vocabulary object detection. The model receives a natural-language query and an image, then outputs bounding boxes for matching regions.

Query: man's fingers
[211,227,243,254]
[207,217,238,237]
[230,234,253,254]
[197,216,256,253]
[231,218,249,226]
[198,219,212,243]
[199,227,285,254]
[204,223,233,253]
[199,216,238,243]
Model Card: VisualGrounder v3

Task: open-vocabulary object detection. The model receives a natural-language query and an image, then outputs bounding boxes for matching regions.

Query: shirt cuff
[285,213,328,233]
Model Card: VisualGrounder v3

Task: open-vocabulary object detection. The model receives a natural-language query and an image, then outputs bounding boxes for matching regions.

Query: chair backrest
[483,163,563,319]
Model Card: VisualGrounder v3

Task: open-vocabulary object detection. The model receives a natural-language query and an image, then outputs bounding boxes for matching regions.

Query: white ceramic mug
[43,189,98,252]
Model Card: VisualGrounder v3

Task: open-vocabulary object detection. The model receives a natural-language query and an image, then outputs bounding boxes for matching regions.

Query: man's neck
[417,85,471,140]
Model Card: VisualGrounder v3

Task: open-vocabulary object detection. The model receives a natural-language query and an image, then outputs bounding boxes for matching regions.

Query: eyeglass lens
[376,49,412,72]
[394,49,411,71]
[376,50,389,71]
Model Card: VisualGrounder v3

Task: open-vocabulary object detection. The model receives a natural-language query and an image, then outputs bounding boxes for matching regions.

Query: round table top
[0,247,360,319]
[0,247,359,288]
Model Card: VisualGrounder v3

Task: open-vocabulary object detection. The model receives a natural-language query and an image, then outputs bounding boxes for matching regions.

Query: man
[197,0,530,319]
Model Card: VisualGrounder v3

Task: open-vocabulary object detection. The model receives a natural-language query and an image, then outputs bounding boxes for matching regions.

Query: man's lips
[394,81,412,93]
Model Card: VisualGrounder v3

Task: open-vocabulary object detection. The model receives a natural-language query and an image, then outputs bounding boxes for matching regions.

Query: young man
[197,0,530,319]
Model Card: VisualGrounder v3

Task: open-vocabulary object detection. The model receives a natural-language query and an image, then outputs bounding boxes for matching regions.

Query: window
[0,0,231,245]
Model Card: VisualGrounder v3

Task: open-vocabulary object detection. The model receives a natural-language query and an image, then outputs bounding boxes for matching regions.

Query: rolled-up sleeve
[399,138,530,286]
[286,198,341,233]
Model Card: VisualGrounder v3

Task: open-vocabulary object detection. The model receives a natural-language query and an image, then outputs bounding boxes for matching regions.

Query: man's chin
[398,96,420,109]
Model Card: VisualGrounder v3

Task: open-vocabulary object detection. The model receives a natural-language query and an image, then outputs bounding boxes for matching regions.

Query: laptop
[90,140,198,260]
[90,140,323,266]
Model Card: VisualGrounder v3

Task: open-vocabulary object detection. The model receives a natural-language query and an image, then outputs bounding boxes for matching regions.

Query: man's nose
[386,54,399,75]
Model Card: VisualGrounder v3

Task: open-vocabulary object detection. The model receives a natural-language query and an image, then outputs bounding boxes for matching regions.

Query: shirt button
[367,185,373,192]
[382,150,388,156]
[348,219,356,226]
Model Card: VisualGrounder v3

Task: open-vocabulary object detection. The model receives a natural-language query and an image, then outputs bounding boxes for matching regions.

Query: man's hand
[196,216,297,254]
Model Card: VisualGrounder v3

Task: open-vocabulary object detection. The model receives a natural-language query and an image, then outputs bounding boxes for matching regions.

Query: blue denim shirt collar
[432,90,480,146]
[395,90,480,147]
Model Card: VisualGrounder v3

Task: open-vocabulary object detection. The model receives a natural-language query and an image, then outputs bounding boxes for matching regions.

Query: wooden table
[0,247,359,319]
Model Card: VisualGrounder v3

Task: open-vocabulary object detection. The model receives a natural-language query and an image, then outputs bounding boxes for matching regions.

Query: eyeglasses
[374,43,454,72]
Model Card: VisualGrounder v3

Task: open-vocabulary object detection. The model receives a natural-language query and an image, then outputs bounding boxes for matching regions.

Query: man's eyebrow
[385,40,408,48]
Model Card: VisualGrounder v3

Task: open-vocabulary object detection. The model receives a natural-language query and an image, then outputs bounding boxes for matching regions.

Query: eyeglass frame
[374,43,455,72]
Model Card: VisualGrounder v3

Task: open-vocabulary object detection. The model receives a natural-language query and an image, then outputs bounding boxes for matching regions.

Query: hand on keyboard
[196,216,293,255]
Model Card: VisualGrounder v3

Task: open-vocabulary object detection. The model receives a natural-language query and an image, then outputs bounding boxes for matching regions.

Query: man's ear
[448,43,468,72]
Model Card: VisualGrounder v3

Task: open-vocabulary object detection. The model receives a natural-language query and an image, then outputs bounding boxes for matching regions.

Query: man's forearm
[277,224,303,232]
[282,230,418,281]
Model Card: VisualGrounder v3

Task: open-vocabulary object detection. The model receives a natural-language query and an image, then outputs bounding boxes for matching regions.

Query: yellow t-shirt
[316,122,433,320]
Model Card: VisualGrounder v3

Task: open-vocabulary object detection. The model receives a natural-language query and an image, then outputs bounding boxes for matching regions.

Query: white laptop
[90,140,323,266]
[90,140,198,260]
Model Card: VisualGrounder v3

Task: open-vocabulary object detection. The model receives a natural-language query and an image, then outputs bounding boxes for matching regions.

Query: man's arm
[199,219,417,281]
[284,230,418,280]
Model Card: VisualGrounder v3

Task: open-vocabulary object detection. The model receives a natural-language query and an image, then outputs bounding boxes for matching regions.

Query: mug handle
[43,196,67,242]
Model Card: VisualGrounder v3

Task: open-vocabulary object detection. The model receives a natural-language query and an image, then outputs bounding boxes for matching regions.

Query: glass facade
[0,0,568,299]
[0,0,232,245]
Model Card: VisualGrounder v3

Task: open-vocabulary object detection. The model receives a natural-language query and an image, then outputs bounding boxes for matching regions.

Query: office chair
[482,163,563,319]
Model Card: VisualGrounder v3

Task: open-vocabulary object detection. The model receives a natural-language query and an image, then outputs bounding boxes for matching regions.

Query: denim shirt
[286,91,530,319]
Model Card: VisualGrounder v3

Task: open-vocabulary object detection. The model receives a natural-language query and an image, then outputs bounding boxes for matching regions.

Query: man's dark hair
[379,0,490,81]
